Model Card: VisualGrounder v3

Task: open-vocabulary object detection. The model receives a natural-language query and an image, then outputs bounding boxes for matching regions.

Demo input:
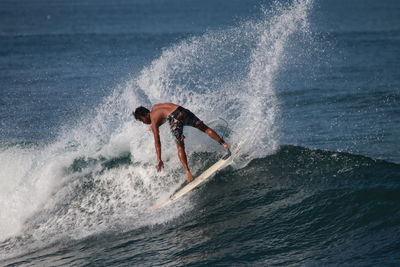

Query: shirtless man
[133,103,230,182]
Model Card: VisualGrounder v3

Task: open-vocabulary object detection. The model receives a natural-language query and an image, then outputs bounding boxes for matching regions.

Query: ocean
[1,0,399,266]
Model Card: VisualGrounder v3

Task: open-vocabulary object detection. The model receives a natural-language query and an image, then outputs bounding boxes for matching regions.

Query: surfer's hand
[156,160,164,172]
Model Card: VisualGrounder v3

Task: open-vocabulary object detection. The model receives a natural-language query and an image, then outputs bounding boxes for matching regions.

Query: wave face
[2,145,400,266]
[0,0,315,261]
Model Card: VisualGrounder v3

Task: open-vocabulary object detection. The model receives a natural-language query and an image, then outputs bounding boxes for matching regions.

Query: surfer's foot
[186,171,194,183]
[218,138,230,150]
[221,142,230,150]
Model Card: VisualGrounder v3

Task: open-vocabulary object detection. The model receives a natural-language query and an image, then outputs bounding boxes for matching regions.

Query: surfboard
[152,147,238,210]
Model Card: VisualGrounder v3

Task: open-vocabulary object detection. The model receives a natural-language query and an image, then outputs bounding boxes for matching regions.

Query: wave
[190,145,400,266]
[0,0,315,261]
[2,145,399,265]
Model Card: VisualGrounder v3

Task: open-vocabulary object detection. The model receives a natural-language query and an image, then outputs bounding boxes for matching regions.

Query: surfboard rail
[151,146,239,210]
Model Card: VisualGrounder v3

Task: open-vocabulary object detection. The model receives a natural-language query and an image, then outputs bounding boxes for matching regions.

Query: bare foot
[186,171,194,183]
[221,142,230,150]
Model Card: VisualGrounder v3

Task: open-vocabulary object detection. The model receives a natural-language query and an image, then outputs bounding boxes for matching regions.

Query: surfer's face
[138,115,151,125]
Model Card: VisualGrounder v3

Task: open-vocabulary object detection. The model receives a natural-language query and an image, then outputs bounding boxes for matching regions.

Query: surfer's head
[133,106,151,124]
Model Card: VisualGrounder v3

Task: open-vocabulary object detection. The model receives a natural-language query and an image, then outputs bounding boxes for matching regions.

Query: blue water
[1,0,399,266]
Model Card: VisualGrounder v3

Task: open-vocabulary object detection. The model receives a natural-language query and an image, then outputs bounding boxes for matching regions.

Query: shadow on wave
[181,145,400,265]
[2,145,399,266]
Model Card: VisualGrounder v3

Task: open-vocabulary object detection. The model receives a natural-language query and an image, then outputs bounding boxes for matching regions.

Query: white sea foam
[0,145,36,239]
[0,0,313,259]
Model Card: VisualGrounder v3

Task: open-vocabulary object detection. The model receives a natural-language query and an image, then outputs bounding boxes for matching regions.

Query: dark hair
[133,106,150,120]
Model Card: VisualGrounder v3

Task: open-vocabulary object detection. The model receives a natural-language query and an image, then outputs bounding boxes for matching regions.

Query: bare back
[150,103,180,127]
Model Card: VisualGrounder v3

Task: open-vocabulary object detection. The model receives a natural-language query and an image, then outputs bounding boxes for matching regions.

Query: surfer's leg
[176,140,194,182]
[195,122,230,149]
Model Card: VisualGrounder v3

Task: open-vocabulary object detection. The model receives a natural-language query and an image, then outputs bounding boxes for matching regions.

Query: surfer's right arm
[151,124,164,172]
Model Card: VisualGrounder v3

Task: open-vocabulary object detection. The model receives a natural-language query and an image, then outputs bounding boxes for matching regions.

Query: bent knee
[196,122,208,132]
[176,139,185,148]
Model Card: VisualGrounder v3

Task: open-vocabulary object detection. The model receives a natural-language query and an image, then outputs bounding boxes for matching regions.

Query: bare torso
[150,102,180,127]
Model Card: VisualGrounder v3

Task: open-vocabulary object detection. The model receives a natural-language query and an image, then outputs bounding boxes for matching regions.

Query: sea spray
[0,144,38,239]
[237,0,313,159]
[0,0,315,260]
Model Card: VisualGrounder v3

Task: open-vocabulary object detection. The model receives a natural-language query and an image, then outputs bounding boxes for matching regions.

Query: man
[133,102,230,182]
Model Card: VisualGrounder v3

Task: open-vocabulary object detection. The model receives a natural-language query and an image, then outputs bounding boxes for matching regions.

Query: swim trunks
[167,106,202,142]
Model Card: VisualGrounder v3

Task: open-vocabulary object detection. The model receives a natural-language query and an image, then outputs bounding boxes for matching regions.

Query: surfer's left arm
[151,124,164,172]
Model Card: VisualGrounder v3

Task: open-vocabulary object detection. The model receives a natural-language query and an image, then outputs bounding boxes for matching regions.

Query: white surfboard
[152,147,238,210]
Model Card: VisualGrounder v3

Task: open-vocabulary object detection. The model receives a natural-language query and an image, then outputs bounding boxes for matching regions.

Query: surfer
[133,103,230,182]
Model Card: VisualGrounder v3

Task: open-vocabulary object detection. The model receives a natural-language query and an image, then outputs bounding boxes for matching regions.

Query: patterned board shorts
[167,106,202,142]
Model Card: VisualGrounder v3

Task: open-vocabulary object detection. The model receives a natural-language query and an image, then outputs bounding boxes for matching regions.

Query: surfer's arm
[151,124,164,171]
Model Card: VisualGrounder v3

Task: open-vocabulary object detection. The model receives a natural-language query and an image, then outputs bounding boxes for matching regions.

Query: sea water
[1,0,399,265]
